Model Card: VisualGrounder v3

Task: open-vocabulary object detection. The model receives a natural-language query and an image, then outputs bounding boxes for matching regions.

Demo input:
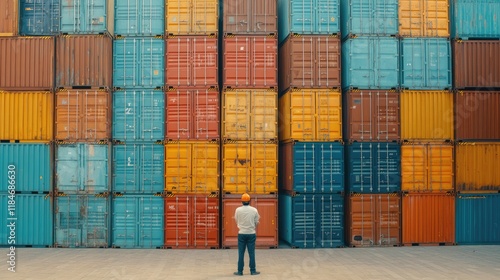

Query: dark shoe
[251,271,260,275]
[233,272,243,276]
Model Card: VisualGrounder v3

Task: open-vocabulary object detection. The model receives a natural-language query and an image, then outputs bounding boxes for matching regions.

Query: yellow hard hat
[241,193,251,202]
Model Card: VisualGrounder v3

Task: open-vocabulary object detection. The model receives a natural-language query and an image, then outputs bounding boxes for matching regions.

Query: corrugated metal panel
[111,194,163,248]
[54,194,109,248]
[346,194,401,247]
[279,141,344,194]
[112,144,164,194]
[113,38,164,89]
[0,144,52,193]
[402,193,455,245]
[346,142,401,193]
[60,0,112,35]
[0,0,18,36]
[279,35,341,92]
[0,194,53,246]
[0,91,54,141]
[19,0,60,35]
[277,0,340,44]
[279,89,342,141]
[222,89,278,141]
[164,194,219,248]
[340,0,398,38]
[56,34,113,88]
[453,40,500,89]
[342,37,399,90]
[166,0,218,35]
[222,141,277,194]
[55,89,111,142]
[451,0,500,39]
[401,142,454,192]
[55,144,109,193]
[165,36,218,87]
[165,141,219,194]
[399,0,450,37]
[112,90,165,142]
[455,91,500,141]
[279,193,344,248]
[114,0,164,36]
[455,143,500,192]
[165,88,219,141]
[223,0,277,35]
[456,193,500,245]
[0,36,55,91]
[222,195,278,248]
[400,38,452,90]
[400,91,453,140]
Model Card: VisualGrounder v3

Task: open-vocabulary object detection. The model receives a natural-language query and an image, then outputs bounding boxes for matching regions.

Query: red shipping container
[223,0,277,35]
[453,40,500,89]
[455,91,500,141]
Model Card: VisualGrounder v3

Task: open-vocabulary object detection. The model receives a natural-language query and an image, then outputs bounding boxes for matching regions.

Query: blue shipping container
[112,90,165,142]
[55,144,109,193]
[112,143,164,193]
[114,0,164,36]
[456,193,500,245]
[346,142,401,193]
[19,0,60,35]
[54,194,109,247]
[340,0,398,38]
[60,0,109,34]
[0,143,52,193]
[113,38,165,89]
[278,0,340,44]
[111,194,164,248]
[0,194,53,247]
[451,0,500,39]
[279,193,344,248]
[400,38,451,90]
[342,37,399,90]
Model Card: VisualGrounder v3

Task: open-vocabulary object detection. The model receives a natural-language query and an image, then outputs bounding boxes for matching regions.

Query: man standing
[234,193,260,276]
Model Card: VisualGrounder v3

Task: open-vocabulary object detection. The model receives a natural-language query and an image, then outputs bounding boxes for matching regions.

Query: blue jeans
[237,234,257,273]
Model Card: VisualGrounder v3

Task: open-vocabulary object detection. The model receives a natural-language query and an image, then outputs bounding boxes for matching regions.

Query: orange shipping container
[455,142,500,192]
[166,0,218,35]
[0,0,18,36]
[399,0,450,37]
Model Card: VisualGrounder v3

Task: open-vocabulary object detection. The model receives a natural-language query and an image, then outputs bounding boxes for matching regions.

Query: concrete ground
[1,245,499,280]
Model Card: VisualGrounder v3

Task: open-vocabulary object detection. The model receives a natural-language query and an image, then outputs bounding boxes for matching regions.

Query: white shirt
[234,204,260,234]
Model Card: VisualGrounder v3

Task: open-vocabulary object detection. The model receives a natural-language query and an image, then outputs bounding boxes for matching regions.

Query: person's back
[235,204,259,234]
[233,193,260,276]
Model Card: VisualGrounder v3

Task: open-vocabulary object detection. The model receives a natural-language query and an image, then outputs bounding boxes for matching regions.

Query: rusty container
[455,91,500,141]
[453,40,500,89]
[223,0,277,35]
[279,35,341,93]
[0,0,18,36]
[455,142,500,192]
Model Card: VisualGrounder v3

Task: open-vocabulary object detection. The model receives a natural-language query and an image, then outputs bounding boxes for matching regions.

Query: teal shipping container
[19,0,60,35]
[60,0,111,34]
[112,143,164,193]
[0,143,52,193]
[456,193,500,245]
[114,0,164,36]
[112,90,165,142]
[111,194,164,248]
[0,194,53,247]
[451,0,500,39]
[340,0,398,38]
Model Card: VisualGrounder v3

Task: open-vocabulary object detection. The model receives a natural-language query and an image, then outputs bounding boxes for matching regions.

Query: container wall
[114,0,164,36]
[221,89,278,141]
[453,40,500,89]
[165,36,218,87]
[0,194,53,246]
[165,141,219,194]
[164,194,219,248]
[400,91,454,140]
[279,35,341,93]
[112,144,164,194]
[0,0,18,36]
[60,0,112,34]
[223,0,277,35]
[340,0,398,38]
[346,142,401,193]
[455,91,500,141]
[399,0,450,37]
[0,37,55,91]
[451,0,500,39]
[279,141,344,194]
[111,194,164,248]
[455,143,500,192]
[165,88,219,141]
[166,0,218,35]
[400,38,452,90]
[402,193,455,245]
[456,193,500,245]
[19,0,61,35]
[55,89,111,142]
[223,36,278,88]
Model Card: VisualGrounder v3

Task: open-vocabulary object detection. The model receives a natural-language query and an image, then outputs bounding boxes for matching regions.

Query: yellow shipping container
[166,0,218,35]
[401,141,454,192]
[222,141,277,194]
[222,89,277,141]
[165,141,219,193]
[400,90,453,141]
[0,0,18,36]
[399,0,450,37]
[456,142,500,192]
[0,91,53,141]
[278,89,341,141]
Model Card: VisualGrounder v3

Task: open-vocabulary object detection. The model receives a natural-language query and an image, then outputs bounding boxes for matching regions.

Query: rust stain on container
[0,37,54,91]
[279,35,341,93]
[453,40,500,89]
[455,142,500,192]
[455,91,500,140]
[223,0,277,35]
[0,0,18,36]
